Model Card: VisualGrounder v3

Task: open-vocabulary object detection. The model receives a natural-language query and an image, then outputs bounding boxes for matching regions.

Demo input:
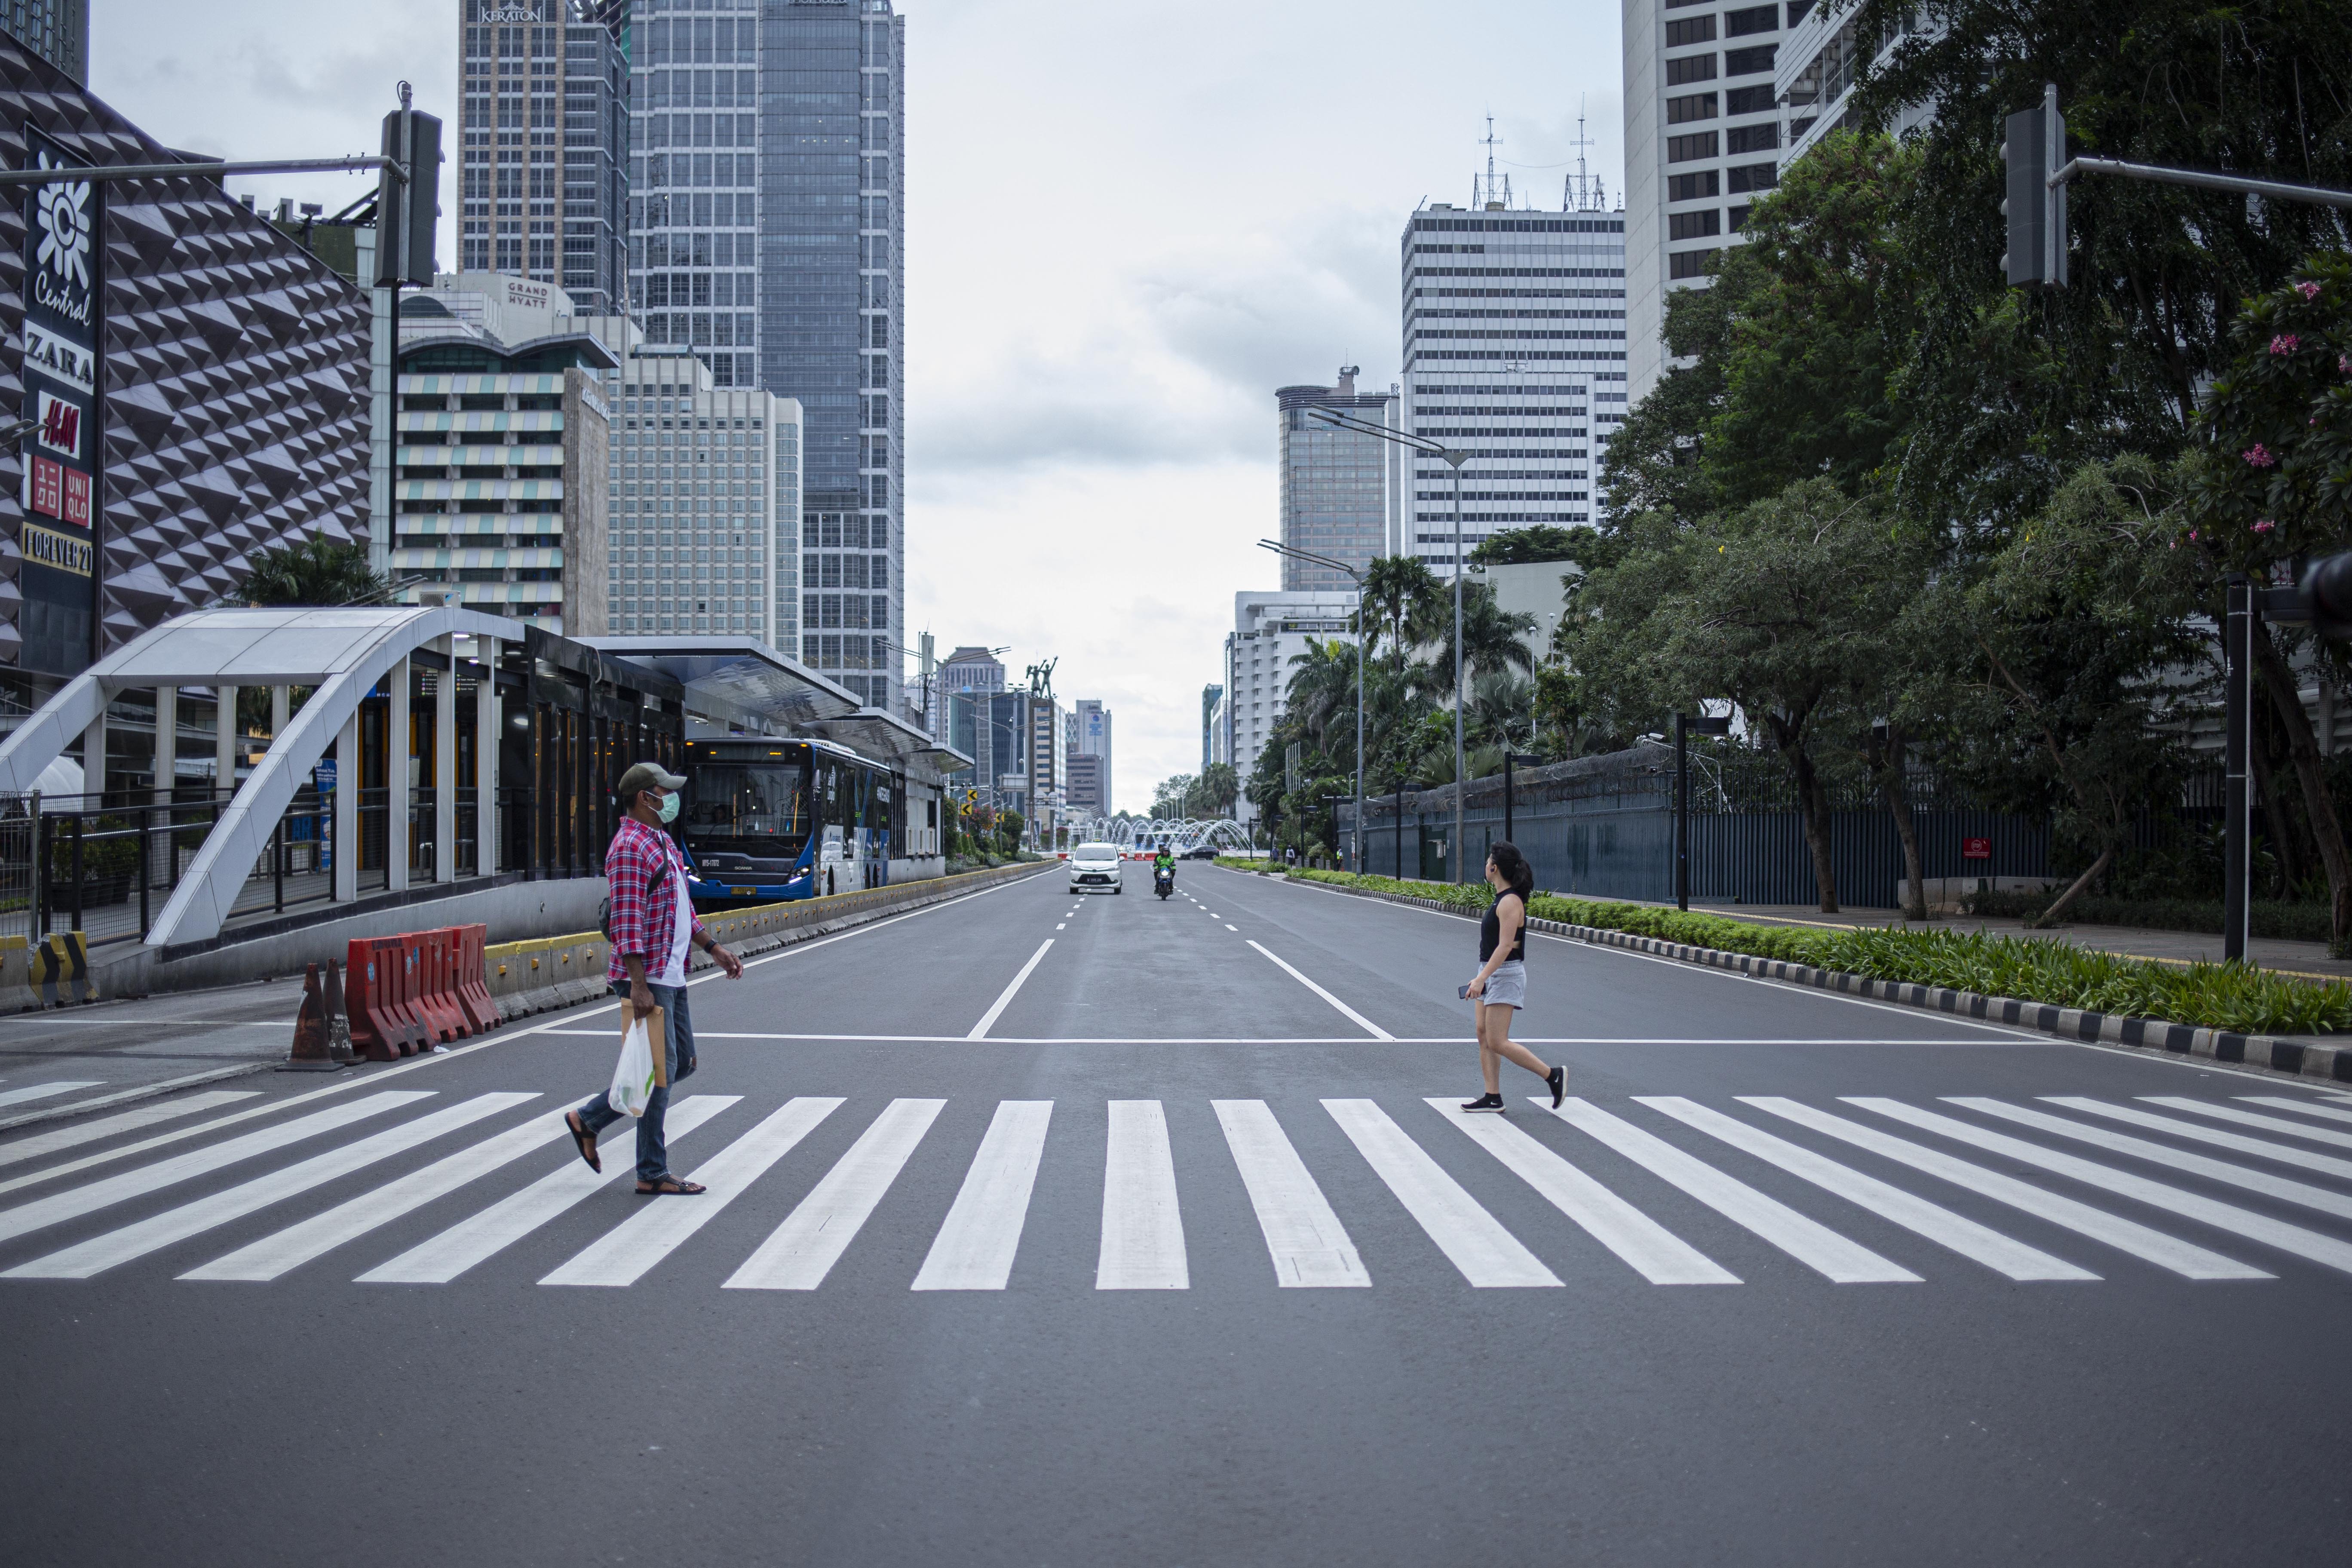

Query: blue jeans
[575,980,698,1184]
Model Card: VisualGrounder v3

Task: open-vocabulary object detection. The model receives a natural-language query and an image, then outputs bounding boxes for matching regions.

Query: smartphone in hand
[1458,983,1472,999]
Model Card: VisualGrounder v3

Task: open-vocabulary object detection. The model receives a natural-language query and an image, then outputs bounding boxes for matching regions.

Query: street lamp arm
[1257,539,1362,583]
[0,154,405,187]
[1304,405,1450,457]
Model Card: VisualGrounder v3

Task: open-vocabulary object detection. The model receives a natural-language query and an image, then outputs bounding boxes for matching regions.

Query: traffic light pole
[2224,578,2251,964]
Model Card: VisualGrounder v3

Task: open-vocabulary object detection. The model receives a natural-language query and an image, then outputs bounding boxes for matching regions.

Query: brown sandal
[565,1111,601,1174]
[635,1175,706,1195]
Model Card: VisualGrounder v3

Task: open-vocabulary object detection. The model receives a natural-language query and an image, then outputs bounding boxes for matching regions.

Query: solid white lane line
[0,1081,100,1111]
[6,1094,533,1280]
[2229,1091,2352,1128]
[724,1099,945,1291]
[1545,1099,1917,1283]
[2060,1097,2352,1177]
[967,940,1054,1040]
[1098,1100,1187,1290]
[1641,1096,2094,1282]
[1742,1098,2264,1281]
[1854,1098,2352,1277]
[2232,1096,2352,1135]
[0,1091,259,1171]
[185,1107,575,1281]
[356,1097,737,1283]
[1247,941,1394,1040]
[1212,1099,1368,1287]
[540,1098,842,1288]
[1953,1099,2352,1224]
[1325,1099,1559,1288]
[0,1091,431,1247]
[911,1100,1054,1291]
[1431,1099,1736,1284]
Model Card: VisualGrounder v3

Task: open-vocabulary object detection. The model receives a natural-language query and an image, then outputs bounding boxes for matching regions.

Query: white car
[1068,842,1123,893]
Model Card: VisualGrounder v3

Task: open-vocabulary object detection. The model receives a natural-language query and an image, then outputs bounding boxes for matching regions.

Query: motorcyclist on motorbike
[1153,844,1175,888]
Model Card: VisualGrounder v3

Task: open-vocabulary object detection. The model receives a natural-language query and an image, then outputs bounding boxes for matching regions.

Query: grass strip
[1284,868,2352,1037]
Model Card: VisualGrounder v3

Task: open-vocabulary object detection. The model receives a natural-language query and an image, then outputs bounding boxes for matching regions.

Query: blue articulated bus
[678,737,903,905]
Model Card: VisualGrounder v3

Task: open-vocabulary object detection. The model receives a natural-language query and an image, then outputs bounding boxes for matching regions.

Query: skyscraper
[1276,368,1401,591]
[1399,164,1625,565]
[456,3,630,316]
[0,1,84,84]
[1622,1,1791,406]
[625,0,906,710]
[1071,698,1111,813]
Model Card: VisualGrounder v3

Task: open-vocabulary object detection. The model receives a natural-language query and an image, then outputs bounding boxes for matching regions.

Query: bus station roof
[583,636,970,783]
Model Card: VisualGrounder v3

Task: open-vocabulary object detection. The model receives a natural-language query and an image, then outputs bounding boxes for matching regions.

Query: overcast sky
[92,0,1623,815]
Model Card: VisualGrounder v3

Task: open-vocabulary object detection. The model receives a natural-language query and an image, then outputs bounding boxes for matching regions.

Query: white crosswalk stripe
[2154,1097,2352,1149]
[911,1100,1053,1291]
[1641,1097,2096,1282]
[1956,1099,2352,1224]
[2065,1097,2352,1176]
[0,1091,260,1171]
[1098,1100,1187,1290]
[6,1095,534,1280]
[726,1098,944,1291]
[1739,1098,2266,1280]
[2239,1095,2352,1130]
[1325,1099,1559,1287]
[542,1098,842,1288]
[357,1097,738,1284]
[1213,1099,1369,1288]
[1430,1099,1736,1284]
[12,1090,2352,1294]
[1545,1098,1918,1283]
[185,1108,573,1281]
[1854,1099,2352,1277]
[0,1081,101,1111]
[0,1091,430,1249]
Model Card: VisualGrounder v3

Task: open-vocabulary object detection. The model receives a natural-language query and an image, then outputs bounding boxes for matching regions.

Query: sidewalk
[1686,902,2352,984]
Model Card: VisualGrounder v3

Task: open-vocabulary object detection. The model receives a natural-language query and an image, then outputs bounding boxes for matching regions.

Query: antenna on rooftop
[1564,97,1607,212]
[1477,114,1506,209]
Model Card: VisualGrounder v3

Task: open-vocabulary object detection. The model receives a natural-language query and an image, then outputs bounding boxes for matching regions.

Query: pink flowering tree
[2189,251,2352,952]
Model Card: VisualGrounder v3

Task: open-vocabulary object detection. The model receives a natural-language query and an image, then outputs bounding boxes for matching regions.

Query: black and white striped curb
[1274,873,2352,1086]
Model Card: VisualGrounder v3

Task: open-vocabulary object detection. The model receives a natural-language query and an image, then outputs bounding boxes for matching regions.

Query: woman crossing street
[1460,841,1567,1114]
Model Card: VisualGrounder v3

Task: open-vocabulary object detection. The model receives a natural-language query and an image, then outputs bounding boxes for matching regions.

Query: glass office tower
[626,0,905,710]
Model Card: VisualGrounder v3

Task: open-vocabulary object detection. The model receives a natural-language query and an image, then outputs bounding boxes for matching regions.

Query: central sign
[17,125,102,676]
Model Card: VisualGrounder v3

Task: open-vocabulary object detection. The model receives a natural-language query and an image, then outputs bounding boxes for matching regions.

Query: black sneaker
[1546,1065,1567,1109]
[1460,1092,1506,1113]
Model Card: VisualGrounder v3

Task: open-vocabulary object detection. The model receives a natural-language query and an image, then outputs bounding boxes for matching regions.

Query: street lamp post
[1306,408,1473,882]
[1260,539,1366,876]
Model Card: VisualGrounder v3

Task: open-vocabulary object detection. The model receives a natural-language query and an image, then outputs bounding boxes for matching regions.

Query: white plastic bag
[607,1010,659,1118]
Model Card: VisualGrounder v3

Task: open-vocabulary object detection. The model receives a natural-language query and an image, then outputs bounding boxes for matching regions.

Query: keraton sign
[475,3,545,21]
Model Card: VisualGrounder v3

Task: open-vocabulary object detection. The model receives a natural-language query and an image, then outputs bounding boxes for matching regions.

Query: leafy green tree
[1423,580,1537,695]
[1601,276,1740,523]
[240,536,391,608]
[1197,762,1240,818]
[1469,526,1582,565]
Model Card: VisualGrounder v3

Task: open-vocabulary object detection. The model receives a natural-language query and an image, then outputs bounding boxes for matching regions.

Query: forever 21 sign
[17,125,101,675]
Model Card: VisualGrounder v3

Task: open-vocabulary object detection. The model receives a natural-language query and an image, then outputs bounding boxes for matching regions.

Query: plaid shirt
[605,814,706,985]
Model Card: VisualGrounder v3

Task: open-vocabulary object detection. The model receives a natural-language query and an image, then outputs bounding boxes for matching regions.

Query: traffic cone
[279,962,345,1072]
[322,957,357,1065]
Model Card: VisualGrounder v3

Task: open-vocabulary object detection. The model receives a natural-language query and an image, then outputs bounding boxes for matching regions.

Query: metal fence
[1343,743,2052,908]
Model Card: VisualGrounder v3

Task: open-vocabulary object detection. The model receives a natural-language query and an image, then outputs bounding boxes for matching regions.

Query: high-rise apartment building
[1070,698,1111,813]
[1201,684,1222,771]
[1399,183,1625,563]
[1623,0,1792,406]
[625,0,907,711]
[456,3,630,316]
[1276,369,1401,590]
[1775,7,1937,171]
[1223,589,1356,822]
[0,0,83,83]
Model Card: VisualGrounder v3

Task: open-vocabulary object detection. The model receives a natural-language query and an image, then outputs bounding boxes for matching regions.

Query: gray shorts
[1476,960,1526,1010]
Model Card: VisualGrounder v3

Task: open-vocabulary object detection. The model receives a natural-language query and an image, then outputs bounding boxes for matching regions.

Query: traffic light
[374,97,443,289]
[2000,84,2068,288]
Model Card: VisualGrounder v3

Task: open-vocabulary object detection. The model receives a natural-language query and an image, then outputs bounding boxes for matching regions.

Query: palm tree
[1361,555,1443,670]
[1423,581,1537,695]
[240,536,393,608]
[1467,671,1537,750]
[1284,637,1359,760]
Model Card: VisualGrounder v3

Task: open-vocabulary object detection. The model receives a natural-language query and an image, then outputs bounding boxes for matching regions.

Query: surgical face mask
[653,789,680,824]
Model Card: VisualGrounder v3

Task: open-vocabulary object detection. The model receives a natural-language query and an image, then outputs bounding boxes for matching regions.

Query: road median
[1263,867,2352,1085]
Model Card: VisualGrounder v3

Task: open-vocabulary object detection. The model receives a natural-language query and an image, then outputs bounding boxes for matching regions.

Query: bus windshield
[682,761,812,871]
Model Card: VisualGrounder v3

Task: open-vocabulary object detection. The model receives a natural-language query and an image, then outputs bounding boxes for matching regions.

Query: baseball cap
[615,761,687,802]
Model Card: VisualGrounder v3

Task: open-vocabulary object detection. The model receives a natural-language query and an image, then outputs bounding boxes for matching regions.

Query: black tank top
[1481,889,1526,963]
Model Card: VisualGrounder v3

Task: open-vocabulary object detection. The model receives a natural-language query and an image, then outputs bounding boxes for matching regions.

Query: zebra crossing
[6,1084,2352,1293]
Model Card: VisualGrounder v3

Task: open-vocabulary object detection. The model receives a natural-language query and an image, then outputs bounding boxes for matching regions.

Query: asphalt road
[2,862,2348,1566]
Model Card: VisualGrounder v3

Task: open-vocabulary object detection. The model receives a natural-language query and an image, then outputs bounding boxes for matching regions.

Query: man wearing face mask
[564,761,744,1194]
